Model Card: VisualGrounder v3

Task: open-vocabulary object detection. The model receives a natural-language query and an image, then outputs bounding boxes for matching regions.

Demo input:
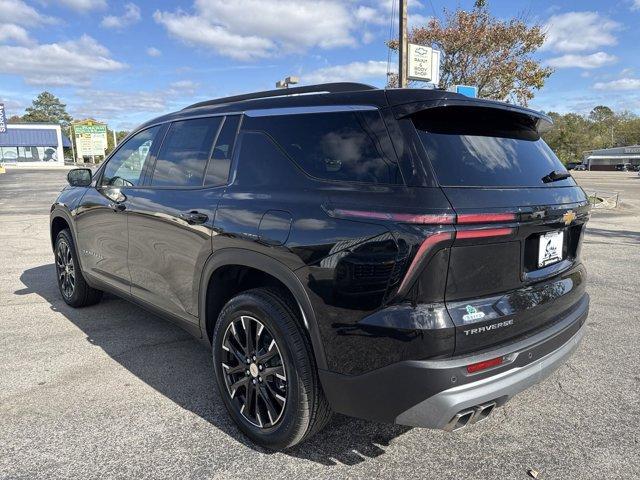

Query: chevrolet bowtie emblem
[562,210,576,226]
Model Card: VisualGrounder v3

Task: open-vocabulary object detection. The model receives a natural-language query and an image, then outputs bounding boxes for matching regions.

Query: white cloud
[0,24,31,44]
[146,46,162,57]
[543,12,620,53]
[0,0,55,25]
[546,52,618,69]
[409,13,431,29]
[53,0,106,12]
[302,60,388,84]
[0,35,125,86]
[362,31,375,44]
[167,80,199,95]
[355,6,384,25]
[155,0,357,60]
[73,90,167,118]
[101,3,141,29]
[71,81,201,128]
[632,0,640,10]
[593,78,640,90]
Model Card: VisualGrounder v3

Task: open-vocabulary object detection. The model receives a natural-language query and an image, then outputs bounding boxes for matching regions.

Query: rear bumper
[397,321,585,428]
[319,293,588,428]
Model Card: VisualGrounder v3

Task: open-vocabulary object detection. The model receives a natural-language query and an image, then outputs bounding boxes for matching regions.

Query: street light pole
[398,0,408,88]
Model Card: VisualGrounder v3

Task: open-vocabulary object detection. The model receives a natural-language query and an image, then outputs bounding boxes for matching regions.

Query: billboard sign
[408,44,441,84]
[74,122,108,157]
[0,103,6,134]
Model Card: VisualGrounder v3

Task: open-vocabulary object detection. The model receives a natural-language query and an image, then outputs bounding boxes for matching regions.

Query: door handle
[110,202,126,212]
[179,211,208,225]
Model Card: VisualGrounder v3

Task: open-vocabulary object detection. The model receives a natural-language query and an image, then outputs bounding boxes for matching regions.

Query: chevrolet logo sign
[562,210,576,225]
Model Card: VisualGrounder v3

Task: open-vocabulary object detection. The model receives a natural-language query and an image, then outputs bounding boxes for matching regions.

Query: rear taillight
[457,212,516,224]
[466,356,503,373]
[456,228,514,239]
[396,231,453,293]
[324,207,517,297]
[329,208,455,225]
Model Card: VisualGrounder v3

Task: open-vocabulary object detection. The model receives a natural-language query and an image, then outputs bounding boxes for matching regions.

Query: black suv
[50,83,589,449]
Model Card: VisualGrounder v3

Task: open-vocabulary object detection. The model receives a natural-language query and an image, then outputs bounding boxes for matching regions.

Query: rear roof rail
[183,82,377,110]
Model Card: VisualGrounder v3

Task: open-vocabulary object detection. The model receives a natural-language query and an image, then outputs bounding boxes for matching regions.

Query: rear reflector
[466,356,503,374]
[457,212,516,224]
[456,228,514,239]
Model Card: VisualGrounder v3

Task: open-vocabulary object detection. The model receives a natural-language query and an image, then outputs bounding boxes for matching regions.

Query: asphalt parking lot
[1,168,638,479]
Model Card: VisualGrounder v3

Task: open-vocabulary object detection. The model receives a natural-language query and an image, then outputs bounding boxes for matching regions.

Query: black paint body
[51,86,590,422]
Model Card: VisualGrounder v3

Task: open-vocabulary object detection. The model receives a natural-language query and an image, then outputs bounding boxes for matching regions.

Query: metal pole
[398,0,408,88]
[112,128,117,148]
[70,125,76,165]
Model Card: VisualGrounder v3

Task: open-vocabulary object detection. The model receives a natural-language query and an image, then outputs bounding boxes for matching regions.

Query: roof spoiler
[392,97,553,133]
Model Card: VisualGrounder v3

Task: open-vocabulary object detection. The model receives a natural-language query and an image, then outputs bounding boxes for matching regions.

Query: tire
[212,288,332,449]
[54,228,103,307]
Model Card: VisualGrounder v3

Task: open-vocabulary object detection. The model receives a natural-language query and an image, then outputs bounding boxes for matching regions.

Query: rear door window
[151,117,222,187]
[204,115,240,186]
[243,109,402,185]
[413,106,575,187]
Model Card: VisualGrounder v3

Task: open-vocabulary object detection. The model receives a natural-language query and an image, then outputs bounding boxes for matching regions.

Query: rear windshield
[413,106,574,187]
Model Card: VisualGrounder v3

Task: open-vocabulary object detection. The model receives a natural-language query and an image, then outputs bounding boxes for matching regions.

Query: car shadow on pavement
[585,227,640,243]
[17,263,410,466]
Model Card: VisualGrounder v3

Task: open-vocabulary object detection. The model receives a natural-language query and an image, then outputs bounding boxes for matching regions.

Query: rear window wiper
[541,170,571,183]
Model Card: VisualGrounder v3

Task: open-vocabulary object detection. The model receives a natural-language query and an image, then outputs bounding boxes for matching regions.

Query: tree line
[542,106,640,165]
[9,91,128,157]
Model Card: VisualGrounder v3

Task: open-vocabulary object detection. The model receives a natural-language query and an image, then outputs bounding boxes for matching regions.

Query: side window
[234,132,300,187]
[204,115,240,186]
[151,117,222,187]
[101,126,160,187]
[243,110,402,184]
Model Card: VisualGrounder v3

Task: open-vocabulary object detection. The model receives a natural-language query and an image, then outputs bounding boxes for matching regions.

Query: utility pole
[398,0,408,88]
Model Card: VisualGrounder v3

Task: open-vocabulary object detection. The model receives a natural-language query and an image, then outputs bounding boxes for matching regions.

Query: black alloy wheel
[53,229,103,308]
[212,288,332,449]
[55,237,76,299]
[221,315,288,428]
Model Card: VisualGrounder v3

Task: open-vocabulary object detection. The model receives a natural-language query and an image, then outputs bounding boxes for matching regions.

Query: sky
[1,0,640,130]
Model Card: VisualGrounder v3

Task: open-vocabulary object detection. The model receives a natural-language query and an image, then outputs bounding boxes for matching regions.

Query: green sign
[74,124,107,135]
[74,123,108,157]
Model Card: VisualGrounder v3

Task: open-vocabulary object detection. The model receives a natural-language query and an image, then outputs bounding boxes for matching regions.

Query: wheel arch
[50,208,76,250]
[199,248,327,370]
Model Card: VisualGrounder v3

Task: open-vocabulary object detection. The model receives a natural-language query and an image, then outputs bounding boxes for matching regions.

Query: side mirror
[67,168,92,187]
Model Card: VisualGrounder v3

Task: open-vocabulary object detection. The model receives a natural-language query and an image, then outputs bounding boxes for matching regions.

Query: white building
[0,123,70,166]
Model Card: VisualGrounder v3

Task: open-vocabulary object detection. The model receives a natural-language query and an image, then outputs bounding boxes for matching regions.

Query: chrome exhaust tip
[472,401,497,424]
[445,409,475,431]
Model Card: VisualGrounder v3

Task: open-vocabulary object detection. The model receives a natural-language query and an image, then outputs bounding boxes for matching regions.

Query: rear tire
[212,288,332,449]
[54,229,103,307]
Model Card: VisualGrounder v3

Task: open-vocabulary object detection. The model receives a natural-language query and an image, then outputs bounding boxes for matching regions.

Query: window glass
[204,115,239,186]
[234,132,301,187]
[413,106,575,187]
[101,126,160,187]
[243,110,401,184]
[151,117,222,187]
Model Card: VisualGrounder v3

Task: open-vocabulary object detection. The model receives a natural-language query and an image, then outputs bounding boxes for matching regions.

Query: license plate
[538,230,564,267]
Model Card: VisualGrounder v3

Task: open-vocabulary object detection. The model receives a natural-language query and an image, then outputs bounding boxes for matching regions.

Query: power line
[386,0,397,80]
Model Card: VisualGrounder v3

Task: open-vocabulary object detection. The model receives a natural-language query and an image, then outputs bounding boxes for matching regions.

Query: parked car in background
[573,164,587,171]
[49,83,590,449]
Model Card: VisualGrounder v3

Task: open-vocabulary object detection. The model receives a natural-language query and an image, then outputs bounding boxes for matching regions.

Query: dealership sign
[407,44,441,84]
[0,103,6,134]
[74,122,108,156]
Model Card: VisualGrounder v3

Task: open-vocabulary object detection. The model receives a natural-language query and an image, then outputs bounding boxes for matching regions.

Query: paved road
[0,169,638,479]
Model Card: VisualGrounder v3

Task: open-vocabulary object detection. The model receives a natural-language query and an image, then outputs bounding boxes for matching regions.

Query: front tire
[54,229,103,307]
[212,288,331,449]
